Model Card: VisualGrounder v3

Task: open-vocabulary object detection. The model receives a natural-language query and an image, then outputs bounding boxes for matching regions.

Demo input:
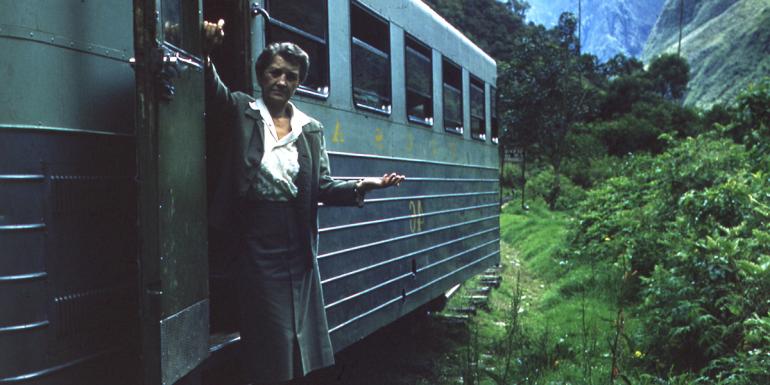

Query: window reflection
[491,86,499,144]
[266,0,329,96]
[162,0,182,48]
[470,76,486,141]
[351,2,391,113]
[405,35,433,125]
[268,1,326,38]
[352,41,391,112]
[443,59,463,134]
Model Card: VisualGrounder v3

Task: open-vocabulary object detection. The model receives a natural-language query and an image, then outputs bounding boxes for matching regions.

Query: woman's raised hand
[202,19,225,54]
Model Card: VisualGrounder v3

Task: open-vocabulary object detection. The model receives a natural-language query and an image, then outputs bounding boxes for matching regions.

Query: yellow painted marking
[374,127,385,151]
[405,132,414,153]
[332,121,345,143]
[409,200,425,233]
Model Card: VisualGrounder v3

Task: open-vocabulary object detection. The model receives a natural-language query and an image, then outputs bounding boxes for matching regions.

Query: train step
[471,286,491,295]
[479,273,501,280]
[448,306,477,315]
[480,278,501,288]
[432,313,471,324]
[466,295,489,308]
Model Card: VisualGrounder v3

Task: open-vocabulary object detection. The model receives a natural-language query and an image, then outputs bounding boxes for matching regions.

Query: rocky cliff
[525,0,666,61]
[643,0,770,106]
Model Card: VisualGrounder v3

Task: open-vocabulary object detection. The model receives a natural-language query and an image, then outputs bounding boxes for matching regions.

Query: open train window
[442,58,463,135]
[351,1,391,114]
[405,34,433,126]
[266,0,329,97]
[470,76,486,141]
[491,86,499,144]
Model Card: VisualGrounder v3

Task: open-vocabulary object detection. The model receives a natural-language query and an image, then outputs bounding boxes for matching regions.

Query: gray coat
[205,63,360,381]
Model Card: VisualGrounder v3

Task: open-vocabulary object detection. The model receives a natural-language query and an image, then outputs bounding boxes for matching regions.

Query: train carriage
[0,0,500,383]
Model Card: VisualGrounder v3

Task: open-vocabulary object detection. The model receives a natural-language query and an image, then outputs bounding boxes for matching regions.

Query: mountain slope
[525,0,665,61]
[643,0,770,106]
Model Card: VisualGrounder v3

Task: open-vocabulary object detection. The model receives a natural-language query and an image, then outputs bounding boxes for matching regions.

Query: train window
[161,0,183,48]
[470,76,486,141]
[442,59,463,135]
[405,34,433,126]
[160,0,200,54]
[351,2,391,114]
[266,0,329,97]
[491,86,499,144]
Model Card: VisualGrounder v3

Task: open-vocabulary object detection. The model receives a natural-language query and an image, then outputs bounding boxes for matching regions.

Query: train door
[133,0,209,384]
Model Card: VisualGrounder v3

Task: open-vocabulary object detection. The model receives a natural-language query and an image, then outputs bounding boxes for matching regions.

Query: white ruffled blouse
[249,97,312,201]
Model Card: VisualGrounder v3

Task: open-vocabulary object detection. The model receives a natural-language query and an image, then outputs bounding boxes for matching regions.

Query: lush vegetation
[423,1,770,383]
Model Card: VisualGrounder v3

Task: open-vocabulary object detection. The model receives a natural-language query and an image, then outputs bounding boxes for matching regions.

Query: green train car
[0,0,500,383]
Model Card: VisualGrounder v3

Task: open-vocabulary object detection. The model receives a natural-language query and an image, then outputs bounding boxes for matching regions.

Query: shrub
[562,155,620,189]
[566,132,770,381]
[526,167,586,211]
[736,78,770,167]
[702,103,735,135]
[561,129,619,188]
[594,115,662,155]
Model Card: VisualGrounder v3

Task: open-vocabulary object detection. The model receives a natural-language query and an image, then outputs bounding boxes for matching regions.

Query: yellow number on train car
[374,127,385,151]
[409,200,424,233]
[332,121,345,143]
[448,142,458,160]
[405,132,414,153]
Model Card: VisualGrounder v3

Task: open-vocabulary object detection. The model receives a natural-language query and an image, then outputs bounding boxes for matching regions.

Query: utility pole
[578,0,582,54]
[677,0,684,56]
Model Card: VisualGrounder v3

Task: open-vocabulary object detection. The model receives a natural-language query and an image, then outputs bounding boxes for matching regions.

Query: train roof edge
[357,0,498,83]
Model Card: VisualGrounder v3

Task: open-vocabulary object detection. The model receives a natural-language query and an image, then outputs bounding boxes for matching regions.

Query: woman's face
[259,54,301,108]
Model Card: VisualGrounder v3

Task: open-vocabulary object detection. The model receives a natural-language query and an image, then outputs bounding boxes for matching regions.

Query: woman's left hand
[357,172,405,193]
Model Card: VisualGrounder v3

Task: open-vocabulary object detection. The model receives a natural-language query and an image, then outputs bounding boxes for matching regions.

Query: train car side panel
[0,0,138,383]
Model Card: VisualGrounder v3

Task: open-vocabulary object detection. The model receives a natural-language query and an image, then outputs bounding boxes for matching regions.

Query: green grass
[433,198,638,384]
[500,199,572,280]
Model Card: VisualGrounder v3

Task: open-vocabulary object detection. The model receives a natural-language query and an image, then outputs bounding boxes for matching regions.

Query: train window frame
[442,58,463,135]
[350,1,392,116]
[160,0,201,57]
[491,85,499,144]
[404,33,433,127]
[265,0,330,99]
[470,75,486,142]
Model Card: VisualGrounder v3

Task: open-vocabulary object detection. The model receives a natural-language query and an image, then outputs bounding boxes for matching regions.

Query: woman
[203,20,405,384]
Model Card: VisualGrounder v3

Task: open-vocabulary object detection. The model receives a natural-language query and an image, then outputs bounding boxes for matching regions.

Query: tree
[500,12,597,210]
[646,53,690,100]
[600,74,653,119]
[423,0,527,62]
[600,53,644,79]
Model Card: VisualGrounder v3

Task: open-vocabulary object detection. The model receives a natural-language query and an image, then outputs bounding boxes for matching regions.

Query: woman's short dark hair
[255,42,310,83]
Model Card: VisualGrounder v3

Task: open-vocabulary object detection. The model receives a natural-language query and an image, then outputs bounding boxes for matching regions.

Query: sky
[523,0,579,27]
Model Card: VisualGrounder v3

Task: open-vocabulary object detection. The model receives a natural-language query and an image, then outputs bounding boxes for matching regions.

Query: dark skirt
[235,200,334,384]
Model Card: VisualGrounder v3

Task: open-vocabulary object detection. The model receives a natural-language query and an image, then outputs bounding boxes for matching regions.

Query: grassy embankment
[438,198,638,384]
